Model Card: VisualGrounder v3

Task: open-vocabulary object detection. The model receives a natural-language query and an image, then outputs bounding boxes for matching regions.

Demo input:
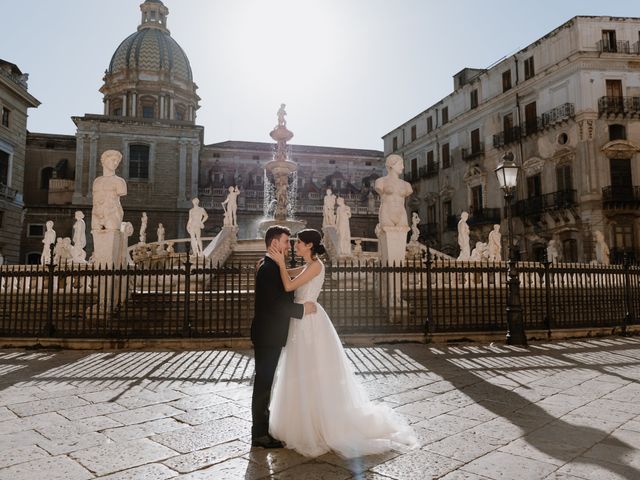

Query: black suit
[250,256,304,439]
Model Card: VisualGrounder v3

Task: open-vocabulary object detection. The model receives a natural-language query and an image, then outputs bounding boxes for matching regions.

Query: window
[443,200,452,218]
[212,153,220,159]
[502,70,512,92]
[175,109,185,121]
[470,128,481,153]
[524,56,535,80]
[556,165,573,191]
[426,150,434,167]
[255,175,263,185]
[113,107,122,117]
[28,224,45,237]
[441,107,449,124]
[427,116,433,133]
[562,239,578,263]
[0,150,9,185]
[129,144,149,179]
[252,155,260,161]
[142,106,154,119]
[609,124,627,141]
[392,136,398,151]
[1,107,9,128]
[614,224,634,251]
[26,252,41,265]
[410,158,418,181]
[525,101,538,134]
[140,96,156,119]
[602,30,617,52]
[471,185,483,213]
[411,125,417,142]
[442,143,450,169]
[606,79,623,99]
[427,205,436,224]
[610,159,632,188]
[329,160,336,165]
[41,167,54,189]
[503,113,514,143]
[365,161,371,166]
[527,174,542,198]
[470,89,478,109]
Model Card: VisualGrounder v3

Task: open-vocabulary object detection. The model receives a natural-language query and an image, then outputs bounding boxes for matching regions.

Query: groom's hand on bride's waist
[303,302,316,316]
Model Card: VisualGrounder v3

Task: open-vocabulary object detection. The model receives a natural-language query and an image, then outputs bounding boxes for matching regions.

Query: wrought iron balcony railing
[598,96,640,116]
[493,103,575,148]
[597,39,631,54]
[467,208,501,226]
[461,143,484,161]
[602,185,640,208]
[422,162,439,178]
[512,189,577,217]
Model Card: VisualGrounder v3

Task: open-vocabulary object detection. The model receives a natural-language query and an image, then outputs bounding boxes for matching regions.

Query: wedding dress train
[269,262,417,458]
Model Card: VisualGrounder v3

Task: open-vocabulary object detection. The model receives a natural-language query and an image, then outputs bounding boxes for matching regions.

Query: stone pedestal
[377,226,410,317]
[90,229,125,315]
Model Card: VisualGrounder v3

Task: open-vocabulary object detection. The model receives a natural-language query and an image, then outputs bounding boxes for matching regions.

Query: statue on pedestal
[410,212,420,244]
[157,223,165,251]
[374,154,412,229]
[41,220,56,265]
[487,224,502,262]
[139,212,148,244]
[594,230,610,265]
[92,150,126,233]
[187,198,208,257]
[72,211,87,263]
[222,186,240,227]
[53,238,73,265]
[336,197,352,256]
[322,188,336,228]
[457,212,470,261]
[547,239,560,263]
[276,103,287,127]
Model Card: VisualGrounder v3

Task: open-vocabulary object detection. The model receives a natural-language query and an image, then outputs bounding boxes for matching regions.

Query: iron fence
[0,255,638,339]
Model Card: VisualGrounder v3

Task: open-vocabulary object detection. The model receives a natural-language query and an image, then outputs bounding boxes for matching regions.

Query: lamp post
[495,152,527,346]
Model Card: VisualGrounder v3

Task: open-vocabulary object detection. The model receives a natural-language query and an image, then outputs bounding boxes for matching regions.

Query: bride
[267,228,417,458]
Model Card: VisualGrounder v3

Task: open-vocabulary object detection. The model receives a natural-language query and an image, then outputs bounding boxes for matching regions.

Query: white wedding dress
[269,262,417,458]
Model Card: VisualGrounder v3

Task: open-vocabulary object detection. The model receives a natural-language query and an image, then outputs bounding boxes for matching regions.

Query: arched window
[609,124,626,141]
[41,166,54,189]
[140,96,156,119]
[129,144,149,179]
[26,252,41,264]
[175,105,186,121]
[111,99,123,117]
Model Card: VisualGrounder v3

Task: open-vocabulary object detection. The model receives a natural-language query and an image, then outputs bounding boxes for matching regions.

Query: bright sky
[4,0,640,150]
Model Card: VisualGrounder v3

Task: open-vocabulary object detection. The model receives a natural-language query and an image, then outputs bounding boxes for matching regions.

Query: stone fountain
[258,104,306,236]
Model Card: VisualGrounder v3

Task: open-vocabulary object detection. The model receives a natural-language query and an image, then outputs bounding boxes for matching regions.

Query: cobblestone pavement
[0,337,639,479]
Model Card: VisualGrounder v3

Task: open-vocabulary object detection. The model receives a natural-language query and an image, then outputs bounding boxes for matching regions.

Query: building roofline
[206,140,383,158]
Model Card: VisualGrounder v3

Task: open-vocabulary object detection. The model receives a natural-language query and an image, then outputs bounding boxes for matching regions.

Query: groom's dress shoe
[252,435,284,449]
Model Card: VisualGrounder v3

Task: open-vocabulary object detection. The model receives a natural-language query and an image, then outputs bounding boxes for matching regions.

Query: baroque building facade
[0,60,39,264]
[384,16,640,263]
[20,0,382,263]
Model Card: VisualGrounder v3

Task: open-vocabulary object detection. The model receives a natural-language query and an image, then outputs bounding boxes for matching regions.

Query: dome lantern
[139,0,169,33]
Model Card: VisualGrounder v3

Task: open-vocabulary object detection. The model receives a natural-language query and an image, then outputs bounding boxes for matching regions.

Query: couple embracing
[250,225,417,458]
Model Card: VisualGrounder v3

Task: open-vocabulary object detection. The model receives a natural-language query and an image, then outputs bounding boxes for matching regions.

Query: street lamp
[495,152,528,346]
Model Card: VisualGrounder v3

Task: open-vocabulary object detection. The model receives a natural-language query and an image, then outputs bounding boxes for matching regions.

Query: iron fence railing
[602,185,640,207]
[0,254,637,339]
[598,96,640,116]
[513,190,577,217]
[597,39,631,54]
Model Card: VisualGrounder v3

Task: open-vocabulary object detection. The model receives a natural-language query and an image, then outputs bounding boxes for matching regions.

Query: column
[190,141,200,198]
[169,97,174,120]
[160,95,165,119]
[87,133,99,199]
[178,139,188,203]
[131,93,137,117]
[122,93,127,117]
[72,133,85,203]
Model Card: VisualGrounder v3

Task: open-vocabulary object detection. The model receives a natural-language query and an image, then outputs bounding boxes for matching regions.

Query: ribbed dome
[107,28,193,82]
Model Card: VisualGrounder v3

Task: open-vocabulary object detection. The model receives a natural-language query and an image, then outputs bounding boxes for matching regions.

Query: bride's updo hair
[297,229,326,257]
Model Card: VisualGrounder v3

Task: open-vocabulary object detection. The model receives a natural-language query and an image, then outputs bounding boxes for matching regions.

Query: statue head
[46,220,54,229]
[142,212,147,219]
[192,198,200,206]
[461,211,469,220]
[594,230,604,242]
[337,197,345,206]
[75,211,84,220]
[493,224,500,231]
[326,188,332,195]
[158,223,164,229]
[385,154,404,174]
[100,150,122,173]
[228,186,234,193]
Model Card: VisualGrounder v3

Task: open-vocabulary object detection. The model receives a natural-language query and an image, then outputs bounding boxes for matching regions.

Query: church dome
[107,26,193,82]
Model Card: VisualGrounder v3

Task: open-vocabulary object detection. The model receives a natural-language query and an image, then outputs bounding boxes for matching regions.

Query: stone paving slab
[0,337,639,479]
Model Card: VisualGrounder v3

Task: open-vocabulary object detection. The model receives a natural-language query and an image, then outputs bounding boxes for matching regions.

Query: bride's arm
[269,248,321,292]
[286,266,305,278]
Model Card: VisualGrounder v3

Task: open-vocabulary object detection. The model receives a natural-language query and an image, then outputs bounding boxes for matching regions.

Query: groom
[251,225,316,448]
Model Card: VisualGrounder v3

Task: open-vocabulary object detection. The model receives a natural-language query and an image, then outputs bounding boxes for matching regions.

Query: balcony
[597,39,631,54]
[493,103,575,148]
[610,248,640,265]
[602,185,640,209]
[421,162,439,179]
[0,183,18,201]
[512,189,577,217]
[461,143,484,161]
[467,208,501,226]
[598,96,640,117]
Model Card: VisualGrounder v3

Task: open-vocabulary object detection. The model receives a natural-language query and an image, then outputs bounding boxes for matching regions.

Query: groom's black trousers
[251,346,282,439]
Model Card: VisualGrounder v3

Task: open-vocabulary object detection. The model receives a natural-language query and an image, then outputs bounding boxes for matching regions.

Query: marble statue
[187,198,208,257]
[0,249,4,266]
[41,220,56,265]
[487,224,502,262]
[547,239,560,263]
[367,191,375,214]
[457,211,471,261]
[275,182,288,219]
[72,211,87,263]
[53,237,73,265]
[374,154,413,228]
[336,196,352,256]
[594,230,610,265]
[120,222,134,266]
[276,103,287,127]
[470,241,489,261]
[410,212,420,243]
[166,241,175,254]
[139,212,148,244]
[222,186,240,227]
[322,188,336,227]
[91,150,127,232]
[157,223,165,251]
